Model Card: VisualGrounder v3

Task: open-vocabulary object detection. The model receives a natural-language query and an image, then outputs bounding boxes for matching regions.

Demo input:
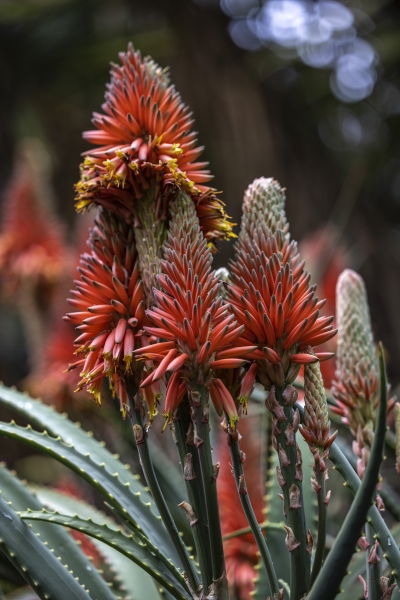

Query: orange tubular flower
[133,192,252,427]
[65,207,146,415]
[227,178,336,395]
[75,43,234,249]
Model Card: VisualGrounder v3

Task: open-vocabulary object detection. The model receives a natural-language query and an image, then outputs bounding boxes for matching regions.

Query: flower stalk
[173,399,214,591]
[224,416,280,597]
[126,379,200,595]
[191,384,227,589]
[272,385,311,600]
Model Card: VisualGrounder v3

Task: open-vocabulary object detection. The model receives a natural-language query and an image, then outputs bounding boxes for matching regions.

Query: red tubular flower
[210,379,239,429]
[65,207,145,414]
[75,43,234,249]
[227,178,336,393]
[237,363,259,412]
[133,192,251,426]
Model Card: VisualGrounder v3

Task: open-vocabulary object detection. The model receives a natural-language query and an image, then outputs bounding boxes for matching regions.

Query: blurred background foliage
[0,2,400,597]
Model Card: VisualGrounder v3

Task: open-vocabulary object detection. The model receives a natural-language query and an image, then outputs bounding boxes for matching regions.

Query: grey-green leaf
[20,510,189,600]
[0,464,118,600]
[0,420,186,590]
[0,495,91,600]
[0,385,182,567]
[32,486,164,600]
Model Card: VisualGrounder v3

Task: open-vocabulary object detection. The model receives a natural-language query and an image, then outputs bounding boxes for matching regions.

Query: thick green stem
[309,467,326,586]
[127,385,200,594]
[133,182,169,306]
[275,385,311,600]
[228,424,280,596]
[192,385,226,587]
[366,522,382,599]
[173,401,214,590]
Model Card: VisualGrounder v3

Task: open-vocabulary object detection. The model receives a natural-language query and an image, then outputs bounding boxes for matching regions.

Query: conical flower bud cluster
[240,177,288,241]
[65,208,145,414]
[331,269,390,432]
[331,269,395,481]
[300,355,337,471]
[133,191,253,428]
[75,43,234,250]
[227,177,336,395]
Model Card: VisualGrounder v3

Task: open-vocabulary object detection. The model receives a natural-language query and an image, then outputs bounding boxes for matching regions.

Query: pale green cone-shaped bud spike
[240,177,289,240]
[300,354,336,469]
[335,268,379,378]
[168,190,207,245]
[332,269,380,437]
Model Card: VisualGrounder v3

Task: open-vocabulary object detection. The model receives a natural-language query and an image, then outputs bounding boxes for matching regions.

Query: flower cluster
[133,191,253,428]
[65,207,145,414]
[331,269,380,433]
[227,178,336,401]
[331,269,395,480]
[0,142,65,295]
[300,356,337,471]
[75,43,234,249]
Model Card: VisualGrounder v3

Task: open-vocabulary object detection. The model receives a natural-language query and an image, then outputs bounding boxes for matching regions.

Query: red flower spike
[75,43,234,249]
[136,192,250,425]
[65,208,145,410]
[227,178,336,387]
[0,140,66,296]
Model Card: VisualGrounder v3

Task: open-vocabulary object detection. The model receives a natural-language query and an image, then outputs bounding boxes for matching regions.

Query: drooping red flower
[0,141,65,295]
[133,192,253,427]
[227,179,336,397]
[65,207,146,414]
[75,43,234,249]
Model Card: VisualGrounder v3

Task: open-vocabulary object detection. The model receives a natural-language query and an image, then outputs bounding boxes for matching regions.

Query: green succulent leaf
[0,388,165,531]
[0,495,92,600]
[32,486,165,600]
[0,386,184,571]
[0,464,118,600]
[0,419,185,590]
[19,510,189,600]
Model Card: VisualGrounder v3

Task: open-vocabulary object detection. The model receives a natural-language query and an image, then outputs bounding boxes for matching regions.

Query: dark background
[0,0,399,388]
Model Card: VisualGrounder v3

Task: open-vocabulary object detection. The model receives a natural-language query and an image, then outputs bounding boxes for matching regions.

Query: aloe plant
[0,44,399,600]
